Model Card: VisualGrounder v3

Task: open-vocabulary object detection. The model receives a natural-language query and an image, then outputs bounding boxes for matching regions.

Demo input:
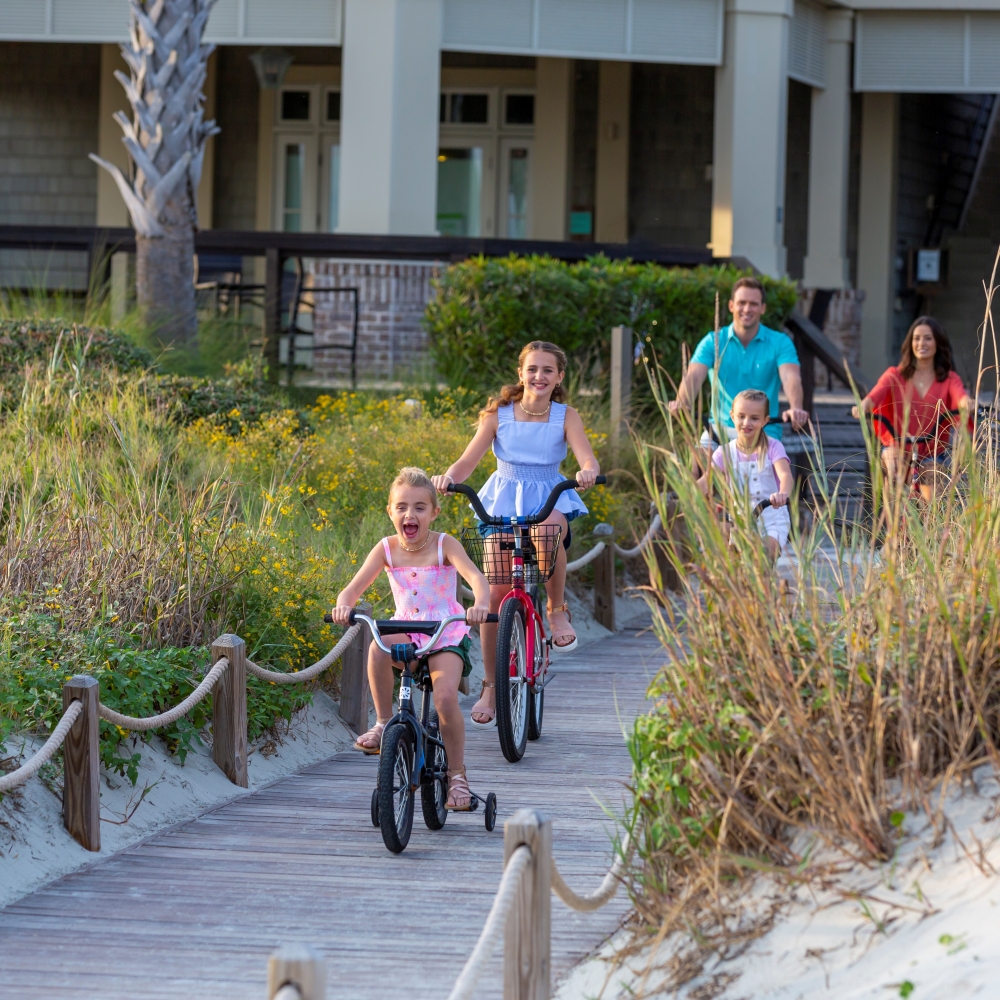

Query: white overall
[720,441,791,548]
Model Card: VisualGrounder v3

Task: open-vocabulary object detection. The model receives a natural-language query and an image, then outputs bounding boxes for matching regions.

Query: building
[1,0,999,385]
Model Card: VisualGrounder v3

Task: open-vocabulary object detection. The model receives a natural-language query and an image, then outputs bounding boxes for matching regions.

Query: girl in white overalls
[697,388,794,562]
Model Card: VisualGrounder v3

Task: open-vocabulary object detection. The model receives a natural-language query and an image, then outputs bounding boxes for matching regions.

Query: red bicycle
[448,476,606,762]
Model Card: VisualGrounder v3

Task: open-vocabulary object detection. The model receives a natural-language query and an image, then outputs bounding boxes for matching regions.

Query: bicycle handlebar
[447,475,607,525]
[322,611,499,658]
[753,499,772,517]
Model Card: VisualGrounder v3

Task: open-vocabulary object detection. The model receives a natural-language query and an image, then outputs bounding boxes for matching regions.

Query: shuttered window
[856,12,1000,93]
[442,0,724,65]
[788,0,825,90]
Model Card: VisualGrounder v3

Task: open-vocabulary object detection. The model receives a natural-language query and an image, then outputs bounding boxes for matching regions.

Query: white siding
[442,0,724,65]
[856,11,1000,92]
[788,0,825,89]
[0,0,343,44]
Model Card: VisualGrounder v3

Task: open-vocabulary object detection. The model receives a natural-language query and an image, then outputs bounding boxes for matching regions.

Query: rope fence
[264,809,629,1000]
[460,513,663,632]
[0,618,373,855]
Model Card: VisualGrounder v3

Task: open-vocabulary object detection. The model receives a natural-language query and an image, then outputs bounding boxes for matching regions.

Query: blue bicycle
[325,609,499,853]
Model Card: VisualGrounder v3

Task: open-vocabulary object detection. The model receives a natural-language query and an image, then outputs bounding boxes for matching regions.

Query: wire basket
[460,525,563,585]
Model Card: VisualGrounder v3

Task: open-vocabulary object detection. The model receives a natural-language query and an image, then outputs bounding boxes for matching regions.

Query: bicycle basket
[460,525,563,585]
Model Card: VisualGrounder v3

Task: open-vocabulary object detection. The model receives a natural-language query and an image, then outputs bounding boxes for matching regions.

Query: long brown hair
[479,340,569,420]
[899,315,954,381]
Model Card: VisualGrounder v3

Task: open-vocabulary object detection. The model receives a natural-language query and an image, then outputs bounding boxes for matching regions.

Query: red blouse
[865,367,969,455]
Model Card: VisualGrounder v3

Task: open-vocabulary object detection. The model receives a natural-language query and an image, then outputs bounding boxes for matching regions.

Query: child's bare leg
[764,536,781,563]
[536,512,575,650]
[472,583,507,724]
[354,632,407,752]
[428,650,470,809]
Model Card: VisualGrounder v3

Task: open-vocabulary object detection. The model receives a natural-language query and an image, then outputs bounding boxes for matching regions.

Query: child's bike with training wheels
[447,475,607,764]
[323,609,499,854]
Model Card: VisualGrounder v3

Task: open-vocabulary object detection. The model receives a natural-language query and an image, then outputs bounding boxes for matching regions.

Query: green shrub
[0,319,153,408]
[424,255,799,395]
[144,370,276,431]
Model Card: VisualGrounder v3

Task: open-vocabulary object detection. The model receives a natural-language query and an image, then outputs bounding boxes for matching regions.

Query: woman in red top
[853,316,973,501]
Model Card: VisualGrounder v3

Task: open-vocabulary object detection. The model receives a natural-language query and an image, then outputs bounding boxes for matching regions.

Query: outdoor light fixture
[250,48,294,89]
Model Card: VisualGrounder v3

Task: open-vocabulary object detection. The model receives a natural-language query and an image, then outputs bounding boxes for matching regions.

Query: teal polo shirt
[690,323,799,440]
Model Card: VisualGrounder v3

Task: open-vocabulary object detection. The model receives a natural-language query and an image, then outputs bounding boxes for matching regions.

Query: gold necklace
[399,531,432,553]
[519,399,551,417]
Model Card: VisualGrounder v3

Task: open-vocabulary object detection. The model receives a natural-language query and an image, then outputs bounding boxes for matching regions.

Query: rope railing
[6,620,373,856]
[253,811,626,1000]
[0,700,83,794]
[246,624,361,683]
[97,657,229,731]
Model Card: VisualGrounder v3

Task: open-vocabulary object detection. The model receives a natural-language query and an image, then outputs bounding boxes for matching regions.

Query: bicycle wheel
[495,599,529,762]
[377,723,415,853]
[421,710,448,831]
[527,613,545,741]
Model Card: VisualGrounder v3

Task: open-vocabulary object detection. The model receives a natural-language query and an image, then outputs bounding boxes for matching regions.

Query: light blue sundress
[476,401,588,522]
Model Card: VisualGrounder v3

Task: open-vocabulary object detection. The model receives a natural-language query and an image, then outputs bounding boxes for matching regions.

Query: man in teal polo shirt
[668,276,808,441]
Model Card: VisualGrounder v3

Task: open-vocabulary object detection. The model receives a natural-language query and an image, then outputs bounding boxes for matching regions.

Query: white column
[857,92,899,381]
[594,60,630,243]
[531,58,573,241]
[338,0,442,235]
[802,9,853,289]
[711,0,792,277]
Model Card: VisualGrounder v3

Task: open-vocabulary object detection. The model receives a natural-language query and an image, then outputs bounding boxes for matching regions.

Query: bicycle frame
[496,521,547,692]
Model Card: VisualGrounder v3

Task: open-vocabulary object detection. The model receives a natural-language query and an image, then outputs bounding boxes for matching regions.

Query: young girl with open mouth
[330,467,491,811]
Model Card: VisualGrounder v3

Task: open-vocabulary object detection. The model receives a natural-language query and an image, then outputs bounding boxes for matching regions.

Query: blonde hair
[731,389,770,466]
[479,340,569,420]
[388,466,438,506]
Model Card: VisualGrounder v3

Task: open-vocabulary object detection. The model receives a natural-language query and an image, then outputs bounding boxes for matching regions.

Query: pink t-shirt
[711,437,789,475]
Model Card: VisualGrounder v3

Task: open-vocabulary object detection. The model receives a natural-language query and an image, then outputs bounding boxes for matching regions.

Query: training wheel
[484,792,497,832]
[370,787,380,827]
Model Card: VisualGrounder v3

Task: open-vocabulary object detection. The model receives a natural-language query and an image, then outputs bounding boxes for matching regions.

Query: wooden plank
[62,676,100,853]
[0,624,659,1000]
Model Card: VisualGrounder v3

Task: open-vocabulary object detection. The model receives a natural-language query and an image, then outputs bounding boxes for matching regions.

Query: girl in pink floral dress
[331,467,491,810]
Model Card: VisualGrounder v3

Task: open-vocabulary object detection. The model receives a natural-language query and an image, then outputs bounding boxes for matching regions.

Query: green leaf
[899,981,915,998]
[890,810,906,828]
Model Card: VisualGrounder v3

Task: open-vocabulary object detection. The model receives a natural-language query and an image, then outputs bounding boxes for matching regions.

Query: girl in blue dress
[432,341,600,726]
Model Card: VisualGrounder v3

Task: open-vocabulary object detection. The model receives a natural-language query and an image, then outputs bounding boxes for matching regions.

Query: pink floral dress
[382,533,470,652]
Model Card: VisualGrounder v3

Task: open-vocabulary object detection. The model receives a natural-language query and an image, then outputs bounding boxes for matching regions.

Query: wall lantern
[250,49,294,90]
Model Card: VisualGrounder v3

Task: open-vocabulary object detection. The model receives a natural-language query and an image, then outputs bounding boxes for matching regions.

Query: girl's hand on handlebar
[769,491,788,508]
[575,468,599,490]
[431,473,455,495]
[329,604,354,626]
[466,604,491,625]
[851,404,860,420]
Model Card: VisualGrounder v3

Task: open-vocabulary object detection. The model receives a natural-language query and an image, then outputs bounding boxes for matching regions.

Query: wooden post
[211,634,248,787]
[62,675,100,853]
[610,325,633,450]
[338,603,372,735]
[593,543,615,632]
[503,809,552,1000]
[264,247,282,383]
[792,330,816,419]
[268,944,325,1000]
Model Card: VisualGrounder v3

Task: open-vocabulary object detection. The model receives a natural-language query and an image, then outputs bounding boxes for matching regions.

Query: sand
[555,767,1000,1000]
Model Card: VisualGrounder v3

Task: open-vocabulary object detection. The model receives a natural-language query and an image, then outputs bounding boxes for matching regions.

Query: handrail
[784,309,869,399]
[0,700,83,794]
[6,622,371,854]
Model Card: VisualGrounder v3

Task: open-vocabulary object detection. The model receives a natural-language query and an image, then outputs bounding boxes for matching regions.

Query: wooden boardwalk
[0,621,661,999]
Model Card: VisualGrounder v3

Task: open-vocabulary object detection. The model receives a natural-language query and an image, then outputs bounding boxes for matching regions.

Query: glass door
[436,140,495,237]
[498,138,533,240]
[274,133,318,232]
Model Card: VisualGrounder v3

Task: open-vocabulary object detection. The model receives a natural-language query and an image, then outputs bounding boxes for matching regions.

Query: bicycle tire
[421,710,448,831]
[495,599,529,762]
[378,723,415,853]
[527,613,545,741]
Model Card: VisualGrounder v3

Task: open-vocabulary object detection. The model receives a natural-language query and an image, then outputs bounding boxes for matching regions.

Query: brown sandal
[352,720,387,755]
[446,767,473,811]
[470,680,496,728]
[546,601,578,653]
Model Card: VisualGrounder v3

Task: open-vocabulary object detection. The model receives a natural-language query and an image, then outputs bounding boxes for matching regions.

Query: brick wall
[309,260,439,381]
[0,43,100,290]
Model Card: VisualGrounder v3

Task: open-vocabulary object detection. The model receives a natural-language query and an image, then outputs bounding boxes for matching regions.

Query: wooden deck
[0,621,661,999]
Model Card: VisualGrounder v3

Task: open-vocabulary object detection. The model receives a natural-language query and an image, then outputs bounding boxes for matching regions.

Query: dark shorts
[391,634,473,677]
